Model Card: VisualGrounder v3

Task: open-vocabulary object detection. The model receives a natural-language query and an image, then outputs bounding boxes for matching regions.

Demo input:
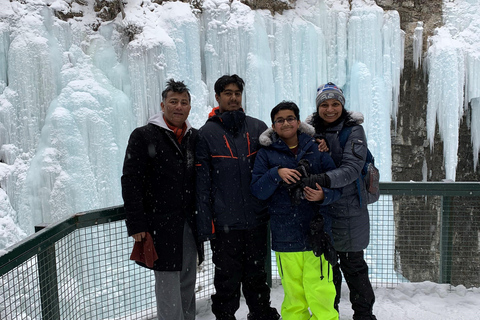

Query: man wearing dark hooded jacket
[122,79,204,320]
[195,74,280,320]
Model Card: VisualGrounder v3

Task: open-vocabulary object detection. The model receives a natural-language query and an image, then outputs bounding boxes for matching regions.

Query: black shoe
[247,307,280,320]
[215,316,236,320]
[353,315,377,320]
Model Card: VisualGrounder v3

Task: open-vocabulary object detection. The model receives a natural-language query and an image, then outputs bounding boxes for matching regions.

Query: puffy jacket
[306,111,370,252]
[250,123,342,252]
[195,108,269,240]
[122,112,204,271]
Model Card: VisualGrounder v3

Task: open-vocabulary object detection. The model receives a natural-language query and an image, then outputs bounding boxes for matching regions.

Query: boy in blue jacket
[251,101,341,320]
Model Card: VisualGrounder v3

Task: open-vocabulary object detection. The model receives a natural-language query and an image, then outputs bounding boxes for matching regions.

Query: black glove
[302,173,331,189]
[288,185,304,205]
[283,159,311,205]
[296,159,310,177]
[283,178,303,190]
[308,215,337,266]
[283,179,304,206]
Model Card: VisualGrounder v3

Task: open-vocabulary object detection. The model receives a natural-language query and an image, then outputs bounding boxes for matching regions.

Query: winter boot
[247,307,281,320]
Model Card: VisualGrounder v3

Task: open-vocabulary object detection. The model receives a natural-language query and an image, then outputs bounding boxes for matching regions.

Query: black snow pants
[210,223,273,320]
[333,250,377,320]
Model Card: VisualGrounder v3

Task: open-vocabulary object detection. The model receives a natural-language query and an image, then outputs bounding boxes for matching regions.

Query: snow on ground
[195,281,480,320]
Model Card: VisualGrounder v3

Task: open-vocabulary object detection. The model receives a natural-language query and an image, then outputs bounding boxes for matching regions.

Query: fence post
[439,196,453,284]
[35,224,61,320]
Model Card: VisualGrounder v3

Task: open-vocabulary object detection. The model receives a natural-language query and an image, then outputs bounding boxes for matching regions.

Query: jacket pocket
[351,140,366,160]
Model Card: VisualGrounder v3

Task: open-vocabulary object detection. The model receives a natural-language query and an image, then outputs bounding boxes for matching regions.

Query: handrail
[0,205,124,277]
[379,181,480,196]
[3,182,480,275]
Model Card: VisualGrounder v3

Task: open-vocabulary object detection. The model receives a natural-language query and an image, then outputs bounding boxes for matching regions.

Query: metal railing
[1,182,479,319]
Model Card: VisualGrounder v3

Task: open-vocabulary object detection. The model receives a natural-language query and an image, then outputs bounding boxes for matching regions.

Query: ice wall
[0,22,8,94]
[426,0,480,180]
[0,1,210,237]
[346,5,403,182]
[122,1,208,127]
[18,45,135,230]
[0,0,404,247]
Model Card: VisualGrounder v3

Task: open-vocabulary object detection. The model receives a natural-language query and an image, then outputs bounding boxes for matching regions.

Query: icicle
[413,21,424,70]
[426,28,464,181]
[471,98,480,171]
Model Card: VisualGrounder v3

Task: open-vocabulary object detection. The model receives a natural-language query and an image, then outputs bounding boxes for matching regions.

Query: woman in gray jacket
[305,83,377,320]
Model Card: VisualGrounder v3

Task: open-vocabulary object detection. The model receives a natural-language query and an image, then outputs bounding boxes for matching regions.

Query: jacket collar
[208,107,246,133]
[305,110,364,132]
[259,122,315,147]
[147,111,192,132]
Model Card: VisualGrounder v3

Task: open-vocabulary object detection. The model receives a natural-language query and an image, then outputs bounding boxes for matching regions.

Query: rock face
[376,0,479,182]
[383,0,444,182]
[376,0,480,287]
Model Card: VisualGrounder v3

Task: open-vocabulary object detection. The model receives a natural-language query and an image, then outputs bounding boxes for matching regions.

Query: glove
[309,215,337,266]
[296,159,310,177]
[323,240,338,266]
[302,173,331,189]
[287,185,304,205]
[283,179,304,205]
[283,159,311,205]
[283,160,310,189]
[283,178,303,190]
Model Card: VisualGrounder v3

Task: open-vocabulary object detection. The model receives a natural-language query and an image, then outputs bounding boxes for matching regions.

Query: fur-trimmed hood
[305,110,364,127]
[259,122,316,147]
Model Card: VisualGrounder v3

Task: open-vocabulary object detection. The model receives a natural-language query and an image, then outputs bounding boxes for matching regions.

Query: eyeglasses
[274,117,297,125]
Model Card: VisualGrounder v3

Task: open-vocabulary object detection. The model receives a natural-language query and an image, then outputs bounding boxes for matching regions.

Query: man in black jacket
[196,74,280,320]
[122,79,204,320]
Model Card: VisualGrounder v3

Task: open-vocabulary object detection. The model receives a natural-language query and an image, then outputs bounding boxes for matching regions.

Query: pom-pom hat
[316,82,345,108]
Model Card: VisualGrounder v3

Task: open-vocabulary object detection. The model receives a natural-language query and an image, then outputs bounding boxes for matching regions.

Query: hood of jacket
[206,107,246,134]
[147,111,193,132]
[305,110,364,129]
[259,122,315,147]
[208,106,220,118]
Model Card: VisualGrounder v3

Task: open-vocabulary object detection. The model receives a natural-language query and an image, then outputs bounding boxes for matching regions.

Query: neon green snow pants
[276,251,338,320]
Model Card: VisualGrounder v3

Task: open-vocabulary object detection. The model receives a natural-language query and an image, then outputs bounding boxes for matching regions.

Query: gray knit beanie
[316,82,345,108]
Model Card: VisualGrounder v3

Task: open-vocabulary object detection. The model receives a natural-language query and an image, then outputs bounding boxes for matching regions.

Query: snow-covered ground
[196,281,480,320]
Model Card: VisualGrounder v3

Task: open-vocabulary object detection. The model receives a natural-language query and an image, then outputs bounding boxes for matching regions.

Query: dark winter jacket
[195,108,269,240]
[122,112,204,271]
[250,123,342,252]
[306,111,371,252]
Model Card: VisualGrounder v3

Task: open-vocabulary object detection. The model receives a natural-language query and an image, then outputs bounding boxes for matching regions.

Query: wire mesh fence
[1,182,479,319]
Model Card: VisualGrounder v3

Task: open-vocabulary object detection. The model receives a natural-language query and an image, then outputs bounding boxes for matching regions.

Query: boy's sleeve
[250,149,282,200]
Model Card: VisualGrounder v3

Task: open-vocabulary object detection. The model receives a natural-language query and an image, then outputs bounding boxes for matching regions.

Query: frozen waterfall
[0,0,479,251]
